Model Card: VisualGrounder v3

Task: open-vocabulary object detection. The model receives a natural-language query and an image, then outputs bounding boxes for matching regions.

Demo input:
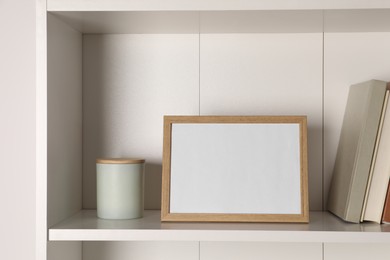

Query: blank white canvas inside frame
[169,123,301,214]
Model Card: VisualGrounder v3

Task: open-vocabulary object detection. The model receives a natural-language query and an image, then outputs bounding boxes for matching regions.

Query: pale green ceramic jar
[96,158,145,220]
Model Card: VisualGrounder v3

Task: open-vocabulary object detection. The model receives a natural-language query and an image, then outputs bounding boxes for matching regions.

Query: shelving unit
[49,210,390,243]
[37,1,390,260]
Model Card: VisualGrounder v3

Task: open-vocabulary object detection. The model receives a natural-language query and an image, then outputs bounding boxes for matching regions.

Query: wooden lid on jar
[96,158,145,164]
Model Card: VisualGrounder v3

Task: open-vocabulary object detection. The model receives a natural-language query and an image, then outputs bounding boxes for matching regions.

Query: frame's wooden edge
[162,213,309,223]
[300,117,310,222]
[161,117,173,220]
[163,115,307,124]
[161,115,309,223]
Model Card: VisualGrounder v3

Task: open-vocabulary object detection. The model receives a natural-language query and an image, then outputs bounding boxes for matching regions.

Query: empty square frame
[161,116,308,222]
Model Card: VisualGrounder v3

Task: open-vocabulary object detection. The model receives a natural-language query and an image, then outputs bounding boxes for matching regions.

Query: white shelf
[38,0,390,259]
[47,0,390,12]
[49,210,390,243]
[49,9,390,34]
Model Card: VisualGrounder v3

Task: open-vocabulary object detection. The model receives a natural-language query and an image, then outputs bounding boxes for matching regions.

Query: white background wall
[0,0,36,259]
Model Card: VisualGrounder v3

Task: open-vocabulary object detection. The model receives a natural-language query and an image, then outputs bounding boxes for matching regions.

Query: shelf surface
[48,0,390,11]
[49,210,390,243]
[49,9,390,34]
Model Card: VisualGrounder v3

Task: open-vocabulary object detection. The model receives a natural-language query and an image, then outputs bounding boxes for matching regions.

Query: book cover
[382,181,390,223]
[327,80,388,223]
[362,90,390,223]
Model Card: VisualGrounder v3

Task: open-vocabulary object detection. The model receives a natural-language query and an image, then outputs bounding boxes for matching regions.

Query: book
[362,90,390,223]
[382,181,390,223]
[327,80,388,223]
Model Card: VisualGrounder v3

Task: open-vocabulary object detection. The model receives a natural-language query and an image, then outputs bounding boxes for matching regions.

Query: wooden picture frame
[161,116,309,223]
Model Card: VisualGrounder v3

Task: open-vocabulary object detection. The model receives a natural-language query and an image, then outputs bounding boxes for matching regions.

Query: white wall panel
[83,242,199,260]
[201,242,322,260]
[47,14,83,227]
[0,0,36,259]
[324,32,390,208]
[83,34,199,209]
[47,242,82,260]
[325,243,390,260]
[200,33,323,210]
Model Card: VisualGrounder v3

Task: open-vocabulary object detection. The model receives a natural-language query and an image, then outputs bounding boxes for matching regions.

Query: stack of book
[328,80,390,224]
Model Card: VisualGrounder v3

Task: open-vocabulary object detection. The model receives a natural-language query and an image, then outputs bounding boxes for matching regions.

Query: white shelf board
[49,11,200,34]
[48,0,390,12]
[49,210,390,243]
[49,10,323,34]
[49,9,390,34]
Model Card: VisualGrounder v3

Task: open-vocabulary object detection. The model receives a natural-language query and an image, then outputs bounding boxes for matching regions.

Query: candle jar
[96,158,145,219]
